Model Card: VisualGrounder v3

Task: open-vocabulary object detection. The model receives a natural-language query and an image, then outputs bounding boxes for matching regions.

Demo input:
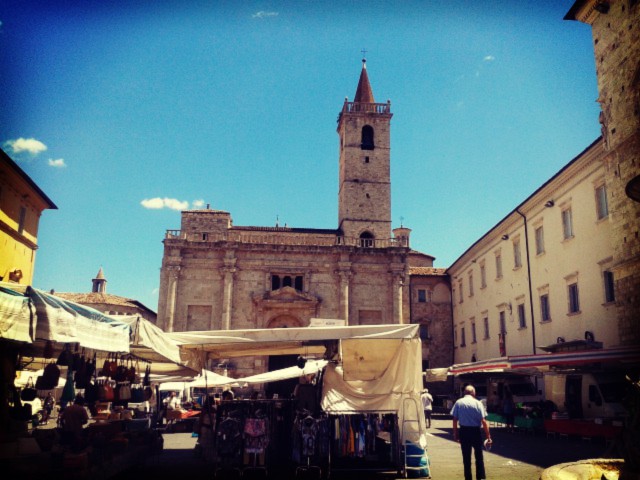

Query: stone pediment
[253,286,319,305]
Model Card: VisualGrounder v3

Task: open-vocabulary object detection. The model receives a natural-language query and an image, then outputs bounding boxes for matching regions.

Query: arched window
[361,125,374,150]
[359,231,374,247]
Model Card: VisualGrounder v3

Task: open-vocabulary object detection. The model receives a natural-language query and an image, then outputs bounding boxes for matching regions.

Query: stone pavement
[117,415,619,479]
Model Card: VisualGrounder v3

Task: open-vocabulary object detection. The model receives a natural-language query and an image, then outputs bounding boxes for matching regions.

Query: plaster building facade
[565,0,640,349]
[448,139,616,364]
[448,1,640,365]
[55,268,157,323]
[0,148,57,286]
[156,61,452,378]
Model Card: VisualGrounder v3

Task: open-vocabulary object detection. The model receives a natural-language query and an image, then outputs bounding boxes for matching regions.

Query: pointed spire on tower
[92,267,107,293]
[354,57,375,103]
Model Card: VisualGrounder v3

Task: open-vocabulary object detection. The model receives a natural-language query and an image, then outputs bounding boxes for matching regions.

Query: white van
[544,372,627,419]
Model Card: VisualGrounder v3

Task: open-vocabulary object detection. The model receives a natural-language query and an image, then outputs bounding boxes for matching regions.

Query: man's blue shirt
[450,394,487,427]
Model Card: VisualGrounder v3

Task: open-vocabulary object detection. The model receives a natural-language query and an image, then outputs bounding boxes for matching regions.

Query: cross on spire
[361,48,367,61]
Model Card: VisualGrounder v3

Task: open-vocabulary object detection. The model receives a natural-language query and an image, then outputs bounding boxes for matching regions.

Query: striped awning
[449,346,640,376]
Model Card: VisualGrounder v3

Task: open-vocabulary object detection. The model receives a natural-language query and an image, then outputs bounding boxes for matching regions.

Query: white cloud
[5,137,48,155]
[483,55,495,62]
[192,199,205,208]
[252,11,278,19]
[140,197,189,211]
[48,158,66,168]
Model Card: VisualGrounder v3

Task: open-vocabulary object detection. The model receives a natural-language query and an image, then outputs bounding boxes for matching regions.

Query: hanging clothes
[244,417,269,454]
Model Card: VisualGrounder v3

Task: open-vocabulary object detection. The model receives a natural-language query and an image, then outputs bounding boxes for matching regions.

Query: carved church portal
[266,314,302,329]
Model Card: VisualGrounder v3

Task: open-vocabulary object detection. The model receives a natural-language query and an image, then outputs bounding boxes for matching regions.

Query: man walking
[451,385,492,480]
[421,388,433,428]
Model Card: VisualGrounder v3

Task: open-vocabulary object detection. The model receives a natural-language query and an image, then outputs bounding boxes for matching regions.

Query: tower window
[364,156,370,163]
[359,231,374,247]
[361,125,374,150]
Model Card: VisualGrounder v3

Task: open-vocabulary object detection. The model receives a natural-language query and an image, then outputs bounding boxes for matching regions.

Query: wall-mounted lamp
[545,200,555,208]
[501,234,509,241]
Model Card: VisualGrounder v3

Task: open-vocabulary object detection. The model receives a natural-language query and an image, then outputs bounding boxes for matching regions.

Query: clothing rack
[325,410,402,478]
[213,399,285,478]
[293,410,327,479]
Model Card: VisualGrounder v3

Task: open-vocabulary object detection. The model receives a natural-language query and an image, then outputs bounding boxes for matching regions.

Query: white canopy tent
[169,324,420,371]
[228,359,328,385]
[115,315,197,377]
[171,324,427,448]
[189,369,243,388]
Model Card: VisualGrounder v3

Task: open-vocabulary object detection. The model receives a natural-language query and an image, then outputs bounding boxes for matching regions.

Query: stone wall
[587,0,640,346]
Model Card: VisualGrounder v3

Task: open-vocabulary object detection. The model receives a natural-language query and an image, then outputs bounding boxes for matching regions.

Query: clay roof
[54,292,155,314]
[409,267,448,276]
[354,59,375,103]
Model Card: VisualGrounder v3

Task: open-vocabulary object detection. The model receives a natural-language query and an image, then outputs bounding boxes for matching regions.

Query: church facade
[156,61,453,378]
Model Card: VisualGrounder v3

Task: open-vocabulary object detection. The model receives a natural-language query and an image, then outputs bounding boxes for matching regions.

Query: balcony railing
[164,229,403,248]
[342,101,391,115]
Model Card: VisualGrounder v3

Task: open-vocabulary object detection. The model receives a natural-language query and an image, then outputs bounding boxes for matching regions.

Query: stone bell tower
[337,58,393,246]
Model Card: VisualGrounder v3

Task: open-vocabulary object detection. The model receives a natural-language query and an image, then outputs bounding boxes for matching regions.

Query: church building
[155,60,453,379]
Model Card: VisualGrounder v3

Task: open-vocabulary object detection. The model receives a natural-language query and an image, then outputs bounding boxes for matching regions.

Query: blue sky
[1,1,601,311]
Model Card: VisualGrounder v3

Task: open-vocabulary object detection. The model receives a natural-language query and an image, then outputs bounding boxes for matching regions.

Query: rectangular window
[535,226,545,255]
[419,324,430,340]
[471,321,477,343]
[517,303,526,328]
[458,280,463,303]
[271,274,304,291]
[495,252,503,279]
[562,208,574,239]
[460,327,466,347]
[513,239,522,269]
[480,263,487,288]
[499,311,506,334]
[568,282,580,313]
[595,184,609,220]
[604,271,615,303]
[417,289,426,303]
[468,272,474,297]
[483,317,490,339]
[454,328,458,347]
[18,207,26,235]
[540,294,551,322]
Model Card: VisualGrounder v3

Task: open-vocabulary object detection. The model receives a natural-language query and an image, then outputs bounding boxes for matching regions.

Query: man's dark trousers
[459,426,486,480]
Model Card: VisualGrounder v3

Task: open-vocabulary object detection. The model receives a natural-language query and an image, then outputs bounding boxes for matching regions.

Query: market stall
[169,323,431,478]
[0,285,189,479]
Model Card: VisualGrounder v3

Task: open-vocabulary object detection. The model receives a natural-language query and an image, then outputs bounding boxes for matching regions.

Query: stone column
[337,259,352,325]
[165,266,180,332]
[338,270,352,324]
[393,273,405,324]
[221,266,236,330]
